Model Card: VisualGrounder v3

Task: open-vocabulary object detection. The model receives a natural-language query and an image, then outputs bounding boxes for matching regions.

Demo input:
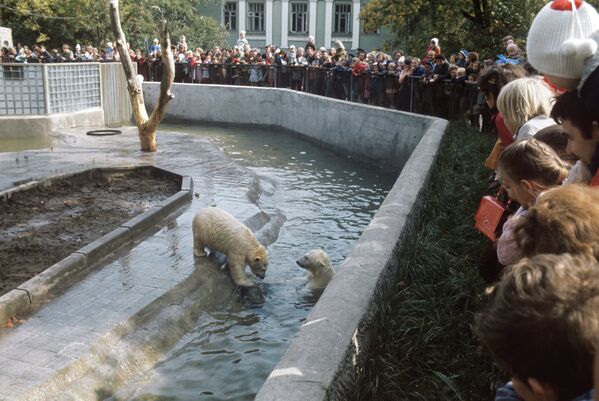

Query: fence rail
[1,60,484,124]
[140,62,482,121]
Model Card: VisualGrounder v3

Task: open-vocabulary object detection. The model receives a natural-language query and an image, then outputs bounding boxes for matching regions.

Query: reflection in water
[109,125,396,401]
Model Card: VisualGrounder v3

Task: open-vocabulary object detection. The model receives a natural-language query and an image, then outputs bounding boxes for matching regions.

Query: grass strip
[350,121,503,401]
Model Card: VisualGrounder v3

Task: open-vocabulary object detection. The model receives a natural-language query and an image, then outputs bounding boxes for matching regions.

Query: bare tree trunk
[108,0,175,152]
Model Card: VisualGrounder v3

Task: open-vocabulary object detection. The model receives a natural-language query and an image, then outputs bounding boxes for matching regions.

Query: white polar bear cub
[192,207,268,287]
[296,249,336,290]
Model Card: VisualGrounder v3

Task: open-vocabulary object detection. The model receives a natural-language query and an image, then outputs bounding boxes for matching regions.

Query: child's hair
[477,64,526,108]
[534,124,575,164]
[496,138,569,187]
[496,77,554,133]
[475,253,599,401]
[467,51,479,63]
[513,185,599,259]
[551,90,597,139]
[457,67,466,76]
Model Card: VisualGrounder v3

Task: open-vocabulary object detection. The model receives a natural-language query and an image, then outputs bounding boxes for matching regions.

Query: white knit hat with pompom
[527,0,599,79]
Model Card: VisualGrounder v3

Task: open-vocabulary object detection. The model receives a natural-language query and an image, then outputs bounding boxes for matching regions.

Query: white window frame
[290,2,308,34]
[334,3,352,34]
[247,2,265,33]
[223,2,237,31]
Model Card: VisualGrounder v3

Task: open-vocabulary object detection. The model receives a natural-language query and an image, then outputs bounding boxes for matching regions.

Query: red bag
[474,195,511,241]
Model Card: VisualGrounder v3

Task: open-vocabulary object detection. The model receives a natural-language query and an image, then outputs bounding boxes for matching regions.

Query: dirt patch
[0,169,180,297]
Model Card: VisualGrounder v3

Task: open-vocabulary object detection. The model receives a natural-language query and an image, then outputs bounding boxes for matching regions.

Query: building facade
[199,0,394,51]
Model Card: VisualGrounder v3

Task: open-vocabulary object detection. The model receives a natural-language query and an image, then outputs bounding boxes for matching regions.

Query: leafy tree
[361,0,599,59]
[0,0,227,52]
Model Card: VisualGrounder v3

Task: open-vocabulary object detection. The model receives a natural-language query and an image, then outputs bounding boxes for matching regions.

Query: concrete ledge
[0,289,30,325]
[73,227,132,266]
[0,167,193,325]
[17,253,87,305]
[255,118,448,401]
[181,175,193,192]
[158,190,192,215]
[120,206,167,239]
[119,186,192,240]
[0,108,104,140]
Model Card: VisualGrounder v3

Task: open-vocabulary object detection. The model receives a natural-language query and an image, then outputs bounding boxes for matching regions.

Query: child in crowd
[496,77,556,142]
[495,139,570,267]
[477,64,527,169]
[511,184,599,260]
[385,62,399,108]
[551,91,599,185]
[534,124,574,164]
[476,253,599,401]
[527,0,599,96]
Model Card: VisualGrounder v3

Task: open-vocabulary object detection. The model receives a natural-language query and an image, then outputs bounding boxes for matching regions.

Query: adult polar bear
[192,207,269,287]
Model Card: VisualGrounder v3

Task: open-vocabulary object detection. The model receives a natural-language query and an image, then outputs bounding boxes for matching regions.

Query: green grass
[349,121,503,401]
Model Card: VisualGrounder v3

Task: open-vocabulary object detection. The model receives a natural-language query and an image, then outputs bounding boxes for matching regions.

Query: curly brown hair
[513,185,599,259]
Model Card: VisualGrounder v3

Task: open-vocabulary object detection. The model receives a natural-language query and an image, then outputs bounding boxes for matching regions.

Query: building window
[291,3,308,33]
[224,2,237,31]
[247,2,265,32]
[334,3,351,34]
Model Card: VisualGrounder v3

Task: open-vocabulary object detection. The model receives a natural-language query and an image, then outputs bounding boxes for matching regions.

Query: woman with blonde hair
[497,77,556,142]
[512,185,599,260]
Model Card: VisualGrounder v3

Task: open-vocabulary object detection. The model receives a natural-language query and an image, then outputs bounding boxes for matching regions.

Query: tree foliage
[0,0,228,51]
[361,0,599,58]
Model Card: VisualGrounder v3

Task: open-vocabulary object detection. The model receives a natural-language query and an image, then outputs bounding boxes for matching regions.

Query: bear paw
[235,279,255,288]
[194,248,207,257]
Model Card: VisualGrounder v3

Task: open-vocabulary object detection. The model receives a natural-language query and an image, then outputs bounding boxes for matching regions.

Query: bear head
[296,249,332,276]
[249,245,269,279]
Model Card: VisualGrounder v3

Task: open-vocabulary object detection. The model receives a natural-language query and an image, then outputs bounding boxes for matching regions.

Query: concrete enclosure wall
[143,83,447,401]
[0,108,104,139]
[143,83,429,172]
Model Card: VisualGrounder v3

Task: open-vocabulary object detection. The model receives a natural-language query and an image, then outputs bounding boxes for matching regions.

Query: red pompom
[551,0,583,10]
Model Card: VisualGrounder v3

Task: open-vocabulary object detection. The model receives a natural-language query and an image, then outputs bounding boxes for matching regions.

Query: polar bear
[192,207,268,287]
[296,249,335,290]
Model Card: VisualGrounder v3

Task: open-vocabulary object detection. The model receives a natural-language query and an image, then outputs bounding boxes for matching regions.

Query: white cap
[527,0,599,79]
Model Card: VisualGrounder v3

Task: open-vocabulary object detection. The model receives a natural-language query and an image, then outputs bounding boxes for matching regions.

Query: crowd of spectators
[2,31,529,120]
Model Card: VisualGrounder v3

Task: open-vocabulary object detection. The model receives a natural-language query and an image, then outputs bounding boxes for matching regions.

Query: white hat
[527,0,599,79]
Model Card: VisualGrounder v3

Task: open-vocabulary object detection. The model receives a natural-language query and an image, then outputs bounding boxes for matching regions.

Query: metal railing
[140,62,482,121]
